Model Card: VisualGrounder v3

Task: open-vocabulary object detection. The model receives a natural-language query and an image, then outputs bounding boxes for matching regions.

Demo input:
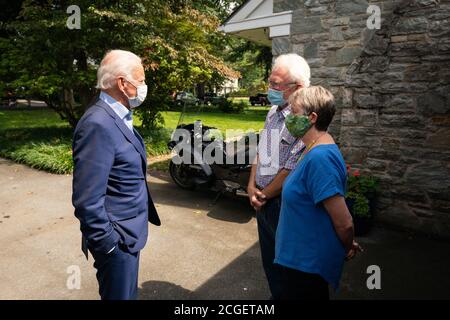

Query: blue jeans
[256,196,283,300]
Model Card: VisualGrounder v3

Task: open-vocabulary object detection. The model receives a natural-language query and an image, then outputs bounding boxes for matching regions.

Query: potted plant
[345,165,379,236]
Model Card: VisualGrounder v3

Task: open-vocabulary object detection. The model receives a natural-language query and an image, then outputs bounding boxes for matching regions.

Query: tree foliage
[192,0,272,92]
[0,0,239,128]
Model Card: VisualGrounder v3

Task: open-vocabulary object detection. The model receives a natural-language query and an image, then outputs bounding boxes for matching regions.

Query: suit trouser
[90,244,140,300]
[256,196,283,300]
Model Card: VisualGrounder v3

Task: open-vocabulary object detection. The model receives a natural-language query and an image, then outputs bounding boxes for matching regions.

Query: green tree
[0,0,238,128]
[192,0,272,94]
[225,40,272,90]
[0,0,24,102]
[189,0,272,97]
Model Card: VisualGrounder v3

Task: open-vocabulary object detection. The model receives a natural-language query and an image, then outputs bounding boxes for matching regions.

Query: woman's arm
[323,195,354,253]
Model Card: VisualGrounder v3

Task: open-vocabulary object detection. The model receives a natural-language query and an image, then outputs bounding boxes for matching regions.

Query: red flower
[353,170,360,177]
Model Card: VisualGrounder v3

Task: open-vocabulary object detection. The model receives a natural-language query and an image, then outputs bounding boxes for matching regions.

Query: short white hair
[96,50,142,90]
[273,53,311,88]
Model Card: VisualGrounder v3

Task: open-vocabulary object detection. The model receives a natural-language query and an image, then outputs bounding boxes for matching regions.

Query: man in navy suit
[72,50,160,300]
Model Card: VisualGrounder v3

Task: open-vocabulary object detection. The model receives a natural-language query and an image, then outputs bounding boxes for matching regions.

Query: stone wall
[273,0,397,138]
[272,0,450,237]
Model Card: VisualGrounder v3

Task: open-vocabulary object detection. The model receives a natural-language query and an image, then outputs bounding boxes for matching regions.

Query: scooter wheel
[169,161,196,190]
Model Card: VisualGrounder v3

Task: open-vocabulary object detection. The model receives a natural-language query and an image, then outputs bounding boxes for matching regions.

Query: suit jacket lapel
[96,100,147,163]
[133,128,147,176]
[133,128,148,165]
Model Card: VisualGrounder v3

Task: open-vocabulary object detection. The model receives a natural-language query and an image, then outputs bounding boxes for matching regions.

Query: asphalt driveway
[1,157,450,300]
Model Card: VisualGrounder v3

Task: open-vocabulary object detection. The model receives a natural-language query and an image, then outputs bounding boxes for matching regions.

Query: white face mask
[124,78,147,109]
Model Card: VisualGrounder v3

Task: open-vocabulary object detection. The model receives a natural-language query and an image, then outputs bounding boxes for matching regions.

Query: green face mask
[285,113,312,138]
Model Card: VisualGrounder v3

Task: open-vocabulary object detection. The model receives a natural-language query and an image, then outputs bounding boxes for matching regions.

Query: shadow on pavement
[140,281,196,300]
[206,196,254,224]
[150,171,254,224]
[140,225,450,300]
[335,224,450,300]
[147,171,450,300]
[139,242,268,300]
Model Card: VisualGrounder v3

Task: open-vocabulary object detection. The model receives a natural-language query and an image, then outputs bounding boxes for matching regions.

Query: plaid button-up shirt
[255,105,305,189]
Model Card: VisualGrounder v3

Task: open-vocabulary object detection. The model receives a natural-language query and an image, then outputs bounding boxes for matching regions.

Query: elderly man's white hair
[96,50,143,90]
[272,53,311,88]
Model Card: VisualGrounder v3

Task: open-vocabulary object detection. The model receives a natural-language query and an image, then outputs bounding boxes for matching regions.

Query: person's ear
[117,77,126,92]
[309,112,318,124]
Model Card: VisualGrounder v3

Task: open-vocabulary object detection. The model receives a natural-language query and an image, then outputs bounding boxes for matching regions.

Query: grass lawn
[0,106,267,174]
[157,108,267,133]
[230,97,251,104]
[0,109,74,174]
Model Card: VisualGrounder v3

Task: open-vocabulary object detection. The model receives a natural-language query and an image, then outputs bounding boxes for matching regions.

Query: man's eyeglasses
[123,77,146,88]
[268,81,298,89]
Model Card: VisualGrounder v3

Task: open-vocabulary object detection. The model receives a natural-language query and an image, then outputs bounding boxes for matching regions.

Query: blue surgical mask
[267,88,286,106]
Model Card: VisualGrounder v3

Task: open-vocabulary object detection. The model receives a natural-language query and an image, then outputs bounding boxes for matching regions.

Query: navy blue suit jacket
[72,98,160,258]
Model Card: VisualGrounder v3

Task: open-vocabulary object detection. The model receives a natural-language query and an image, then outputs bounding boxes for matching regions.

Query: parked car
[203,92,225,105]
[175,91,200,106]
[249,93,269,106]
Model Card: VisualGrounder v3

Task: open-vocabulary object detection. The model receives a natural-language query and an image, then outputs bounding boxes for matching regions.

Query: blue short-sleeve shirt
[274,144,347,290]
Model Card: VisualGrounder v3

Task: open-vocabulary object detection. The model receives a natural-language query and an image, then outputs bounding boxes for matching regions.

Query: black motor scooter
[167,102,258,201]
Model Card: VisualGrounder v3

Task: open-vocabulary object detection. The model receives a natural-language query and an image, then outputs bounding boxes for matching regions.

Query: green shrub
[227,89,249,97]
[217,99,246,114]
[345,166,379,218]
